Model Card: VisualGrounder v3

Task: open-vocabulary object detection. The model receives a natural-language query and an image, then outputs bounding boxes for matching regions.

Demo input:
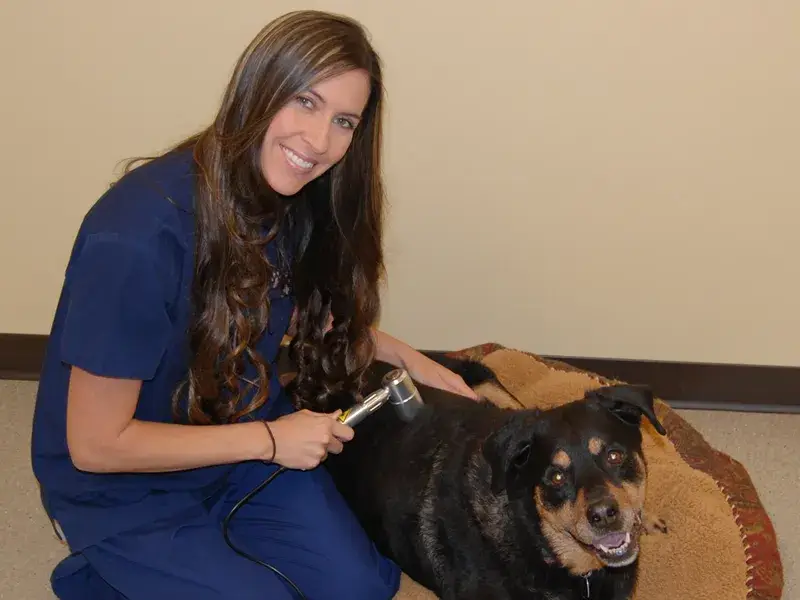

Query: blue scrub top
[31,149,296,552]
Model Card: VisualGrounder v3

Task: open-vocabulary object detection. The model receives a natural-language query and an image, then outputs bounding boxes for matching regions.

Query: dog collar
[583,572,592,599]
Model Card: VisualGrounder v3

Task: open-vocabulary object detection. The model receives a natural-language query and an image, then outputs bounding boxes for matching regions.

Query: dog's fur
[323,354,668,600]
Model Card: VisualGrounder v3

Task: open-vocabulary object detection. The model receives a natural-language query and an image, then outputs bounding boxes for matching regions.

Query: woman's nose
[302,114,331,155]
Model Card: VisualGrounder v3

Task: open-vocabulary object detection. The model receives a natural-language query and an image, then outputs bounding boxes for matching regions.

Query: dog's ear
[587,384,667,436]
[483,416,536,494]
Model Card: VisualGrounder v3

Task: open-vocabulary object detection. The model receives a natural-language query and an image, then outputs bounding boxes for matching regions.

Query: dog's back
[324,357,506,589]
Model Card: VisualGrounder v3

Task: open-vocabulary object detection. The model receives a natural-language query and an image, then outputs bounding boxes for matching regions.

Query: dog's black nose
[587,499,619,528]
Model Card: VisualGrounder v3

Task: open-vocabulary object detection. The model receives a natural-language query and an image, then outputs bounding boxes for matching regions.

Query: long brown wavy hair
[133,11,387,424]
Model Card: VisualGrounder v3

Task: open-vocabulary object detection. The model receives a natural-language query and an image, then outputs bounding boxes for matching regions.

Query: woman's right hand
[265,409,354,470]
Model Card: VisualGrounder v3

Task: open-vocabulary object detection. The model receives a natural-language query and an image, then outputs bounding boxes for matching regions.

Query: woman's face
[261,68,371,196]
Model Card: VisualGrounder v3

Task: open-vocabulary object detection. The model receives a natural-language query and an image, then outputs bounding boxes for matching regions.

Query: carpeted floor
[1,378,796,599]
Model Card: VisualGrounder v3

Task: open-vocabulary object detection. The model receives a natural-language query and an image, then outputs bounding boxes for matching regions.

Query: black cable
[221,464,307,600]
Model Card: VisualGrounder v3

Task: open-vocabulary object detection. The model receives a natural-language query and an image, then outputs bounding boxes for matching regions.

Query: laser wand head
[336,368,425,427]
[383,368,425,422]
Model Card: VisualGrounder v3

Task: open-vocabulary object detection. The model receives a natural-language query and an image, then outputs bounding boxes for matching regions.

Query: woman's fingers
[327,410,355,442]
[443,372,479,399]
[326,437,344,455]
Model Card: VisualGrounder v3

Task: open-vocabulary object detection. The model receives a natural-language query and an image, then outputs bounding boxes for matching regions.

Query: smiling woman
[262,71,369,195]
[29,9,474,600]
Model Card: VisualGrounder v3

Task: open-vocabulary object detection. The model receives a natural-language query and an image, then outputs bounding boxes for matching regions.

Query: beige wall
[1,1,798,366]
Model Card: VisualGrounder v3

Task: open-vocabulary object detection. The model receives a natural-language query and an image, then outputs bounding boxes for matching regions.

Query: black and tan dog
[324,354,668,600]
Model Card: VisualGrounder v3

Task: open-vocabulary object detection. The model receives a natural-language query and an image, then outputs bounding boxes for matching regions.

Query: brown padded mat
[391,343,783,600]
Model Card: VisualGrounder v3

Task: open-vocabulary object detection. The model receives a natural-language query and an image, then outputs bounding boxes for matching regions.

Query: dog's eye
[606,449,625,465]
[549,470,566,486]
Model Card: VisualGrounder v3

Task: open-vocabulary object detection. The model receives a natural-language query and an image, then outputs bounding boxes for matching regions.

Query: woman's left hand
[400,349,479,400]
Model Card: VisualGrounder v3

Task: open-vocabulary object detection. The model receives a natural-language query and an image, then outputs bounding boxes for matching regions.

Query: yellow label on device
[338,409,351,422]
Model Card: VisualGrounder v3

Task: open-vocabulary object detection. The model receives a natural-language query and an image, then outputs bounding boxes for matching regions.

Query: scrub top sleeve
[60,232,177,381]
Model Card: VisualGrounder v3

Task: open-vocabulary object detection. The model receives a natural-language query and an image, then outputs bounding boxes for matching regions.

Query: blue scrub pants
[49,461,401,600]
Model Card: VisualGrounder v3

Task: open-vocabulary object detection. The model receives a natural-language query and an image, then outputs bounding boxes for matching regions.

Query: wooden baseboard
[543,355,800,413]
[2,333,798,412]
[0,334,49,381]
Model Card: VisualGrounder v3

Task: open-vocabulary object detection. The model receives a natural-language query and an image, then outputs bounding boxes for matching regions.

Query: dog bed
[392,343,784,600]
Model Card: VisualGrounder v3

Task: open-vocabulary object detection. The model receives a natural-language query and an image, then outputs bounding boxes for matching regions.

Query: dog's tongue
[595,532,627,549]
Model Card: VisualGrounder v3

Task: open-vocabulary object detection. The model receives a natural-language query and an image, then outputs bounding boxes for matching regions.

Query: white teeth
[282,146,314,170]
[598,533,632,556]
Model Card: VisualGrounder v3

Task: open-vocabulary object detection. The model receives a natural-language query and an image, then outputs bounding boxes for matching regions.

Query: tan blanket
[392,346,781,599]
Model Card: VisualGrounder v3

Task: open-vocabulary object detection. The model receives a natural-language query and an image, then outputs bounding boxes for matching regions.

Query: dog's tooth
[596,531,636,558]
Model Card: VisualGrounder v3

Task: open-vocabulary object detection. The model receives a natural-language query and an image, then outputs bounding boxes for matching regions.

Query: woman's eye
[296,96,314,109]
[334,117,355,130]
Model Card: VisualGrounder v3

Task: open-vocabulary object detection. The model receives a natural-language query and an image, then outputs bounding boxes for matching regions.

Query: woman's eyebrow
[307,88,363,120]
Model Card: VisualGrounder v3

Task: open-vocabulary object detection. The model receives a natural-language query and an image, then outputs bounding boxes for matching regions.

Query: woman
[31,10,476,600]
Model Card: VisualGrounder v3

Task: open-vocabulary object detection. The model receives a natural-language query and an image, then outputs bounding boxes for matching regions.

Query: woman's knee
[308,550,401,600]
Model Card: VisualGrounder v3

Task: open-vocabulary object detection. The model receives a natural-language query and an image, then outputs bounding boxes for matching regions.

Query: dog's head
[482,384,666,575]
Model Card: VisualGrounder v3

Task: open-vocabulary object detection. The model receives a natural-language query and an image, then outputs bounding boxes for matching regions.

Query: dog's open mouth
[591,530,640,567]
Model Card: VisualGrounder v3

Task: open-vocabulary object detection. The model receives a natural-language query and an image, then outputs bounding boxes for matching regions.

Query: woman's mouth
[281,145,316,172]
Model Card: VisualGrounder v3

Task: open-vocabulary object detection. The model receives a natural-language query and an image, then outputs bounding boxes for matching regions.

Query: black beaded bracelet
[262,421,276,463]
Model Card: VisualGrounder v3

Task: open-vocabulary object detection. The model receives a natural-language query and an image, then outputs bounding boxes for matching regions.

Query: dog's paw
[643,514,668,535]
